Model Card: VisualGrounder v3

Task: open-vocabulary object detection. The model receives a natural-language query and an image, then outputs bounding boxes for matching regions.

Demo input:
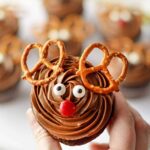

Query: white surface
[0,0,150,150]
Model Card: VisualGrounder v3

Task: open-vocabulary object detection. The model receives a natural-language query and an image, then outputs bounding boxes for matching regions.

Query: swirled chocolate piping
[31,56,115,145]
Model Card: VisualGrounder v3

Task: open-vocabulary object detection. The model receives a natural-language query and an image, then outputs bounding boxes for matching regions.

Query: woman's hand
[27,108,62,150]
[90,92,150,150]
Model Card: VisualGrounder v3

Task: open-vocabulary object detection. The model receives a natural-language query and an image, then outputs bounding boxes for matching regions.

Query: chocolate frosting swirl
[31,56,115,145]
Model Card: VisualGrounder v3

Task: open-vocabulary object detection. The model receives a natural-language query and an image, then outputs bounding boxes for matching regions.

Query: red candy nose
[60,100,76,117]
[118,19,127,27]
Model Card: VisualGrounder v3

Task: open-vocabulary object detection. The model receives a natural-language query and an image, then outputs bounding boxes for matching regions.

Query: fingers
[90,143,109,150]
[129,106,150,150]
[107,92,136,150]
[26,108,62,150]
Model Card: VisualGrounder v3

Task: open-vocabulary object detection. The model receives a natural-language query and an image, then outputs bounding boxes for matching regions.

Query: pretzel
[21,40,65,85]
[77,43,128,94]
[0,34,22,64]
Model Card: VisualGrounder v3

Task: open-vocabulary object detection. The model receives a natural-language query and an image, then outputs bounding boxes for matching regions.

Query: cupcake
[98,4,142,40]
[43,0,83,19]
[0,6,19,38]
[34,15,93,58]
[106,37,150,98]
[21,40,128,145]
[0,35,22,101]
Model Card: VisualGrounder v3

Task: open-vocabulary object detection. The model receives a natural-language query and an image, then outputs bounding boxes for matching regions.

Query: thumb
[26,108,62,150]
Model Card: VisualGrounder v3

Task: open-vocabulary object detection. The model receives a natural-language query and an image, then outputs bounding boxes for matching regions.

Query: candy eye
[59,29,70,41]
[53,83,66,96]
[73,85,86,98]
[0,10,5,21]
[120,10,132,22]
[109,10,120,22]
[48,30,59,39]
[0,52,5,64]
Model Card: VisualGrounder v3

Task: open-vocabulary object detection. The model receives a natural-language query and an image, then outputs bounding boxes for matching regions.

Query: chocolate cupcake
[43,0,83,19]
[0,6,18,38]
[98,4,142,40]
[106,37,150,98]
[21,40,128,145]
[34,15,93,58]
[0,35,22,101]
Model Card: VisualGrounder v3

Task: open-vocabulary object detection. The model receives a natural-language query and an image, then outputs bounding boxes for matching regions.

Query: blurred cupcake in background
[0,6,19,38]
[0,35,23,101]
[43,0,83,19]
[34,15,93,58]
[97,4,142,40]
[106,37,150,98]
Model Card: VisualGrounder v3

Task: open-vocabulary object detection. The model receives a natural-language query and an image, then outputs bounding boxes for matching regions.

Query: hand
[27,108,62,150]
[90,92,150,150]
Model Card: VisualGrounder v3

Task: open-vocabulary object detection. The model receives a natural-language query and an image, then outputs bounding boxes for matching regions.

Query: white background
[0,0,150,150]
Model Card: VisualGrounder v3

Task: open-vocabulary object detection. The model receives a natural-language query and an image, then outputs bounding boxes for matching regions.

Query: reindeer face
[35,56,112,117]
[108,8,133,27]
[21,40,128,145]
[41,15,92,43]
[21,40,128,117]
[104,5,141,29]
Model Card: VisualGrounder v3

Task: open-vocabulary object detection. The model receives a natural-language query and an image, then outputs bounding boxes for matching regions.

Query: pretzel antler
[77,43,128,94]
[21,40,65,85]
[0,35,22,64]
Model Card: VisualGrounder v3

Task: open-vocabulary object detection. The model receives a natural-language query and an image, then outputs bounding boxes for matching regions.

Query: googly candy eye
[120,10,132,22]
[73,85,86,98]
[0,52,5,64]
[109,10,120,22]
[53,83,66,96]
[59,29,70,41]
[48,30,59,39]
[0,10,5,21]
